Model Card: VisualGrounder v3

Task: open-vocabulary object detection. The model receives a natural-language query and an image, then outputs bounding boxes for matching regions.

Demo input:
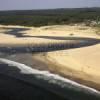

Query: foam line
[0,58,100,96]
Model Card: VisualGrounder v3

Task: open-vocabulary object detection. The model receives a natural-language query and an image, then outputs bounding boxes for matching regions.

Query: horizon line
[0,6,100,11]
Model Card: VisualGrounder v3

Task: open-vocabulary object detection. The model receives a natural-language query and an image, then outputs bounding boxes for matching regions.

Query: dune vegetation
[0,8,100,27]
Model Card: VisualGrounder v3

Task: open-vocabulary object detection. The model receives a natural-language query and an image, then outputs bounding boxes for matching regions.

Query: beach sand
[0,24,100,90]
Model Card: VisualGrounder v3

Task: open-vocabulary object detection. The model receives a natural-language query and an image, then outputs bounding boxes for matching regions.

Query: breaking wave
[0,58,100,100]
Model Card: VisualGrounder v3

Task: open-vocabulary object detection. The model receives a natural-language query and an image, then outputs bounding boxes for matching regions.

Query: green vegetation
[0,8,100,27]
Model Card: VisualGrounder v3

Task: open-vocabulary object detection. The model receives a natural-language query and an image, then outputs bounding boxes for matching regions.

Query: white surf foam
[0,58,100,96]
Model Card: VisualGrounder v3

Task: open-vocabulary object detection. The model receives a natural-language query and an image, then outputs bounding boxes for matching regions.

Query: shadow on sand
[4,27,30,37]
[0,27,100,54]
[0,36,100,54]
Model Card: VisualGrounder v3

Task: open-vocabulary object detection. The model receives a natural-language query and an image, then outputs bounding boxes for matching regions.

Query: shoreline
[0,58,100,100]
[0,24,100,92]
[46,58,100,91]
[2,52,100,91]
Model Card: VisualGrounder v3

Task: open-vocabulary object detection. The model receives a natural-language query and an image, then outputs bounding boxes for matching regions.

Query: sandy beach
[0,24,100,90]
